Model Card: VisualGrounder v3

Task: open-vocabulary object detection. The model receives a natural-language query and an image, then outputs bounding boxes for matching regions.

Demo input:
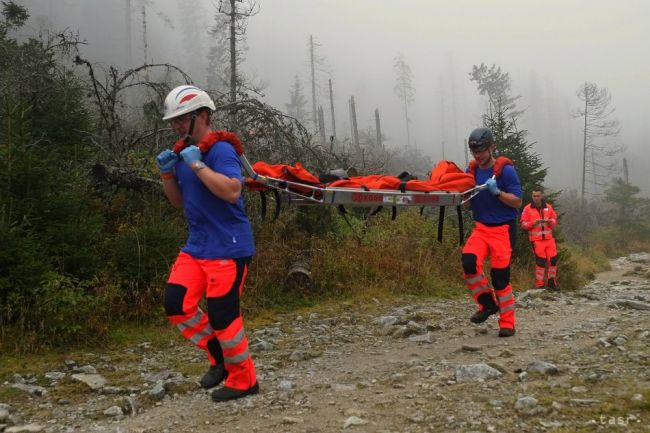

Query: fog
[18,0,650,196]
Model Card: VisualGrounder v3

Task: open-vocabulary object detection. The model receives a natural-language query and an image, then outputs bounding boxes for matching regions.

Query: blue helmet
[468,127,494,151]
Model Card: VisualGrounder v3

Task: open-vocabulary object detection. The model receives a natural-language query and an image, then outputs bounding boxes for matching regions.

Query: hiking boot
[211,382,259,402]
[470,306,498,324]
[498,327,516,338]
[547,279,559,291]
[199,364,227,389]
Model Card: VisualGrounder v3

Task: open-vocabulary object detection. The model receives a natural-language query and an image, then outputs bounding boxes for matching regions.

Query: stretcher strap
[437,206,445,242]
[457,206,464,245]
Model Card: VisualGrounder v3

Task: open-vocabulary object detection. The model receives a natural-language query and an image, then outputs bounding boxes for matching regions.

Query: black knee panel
[491,267,510,290]
[550,256,558,266]
[207,296,240,330]
[535,256,547,267]
[461,253,478,275]
[164,283,187,316]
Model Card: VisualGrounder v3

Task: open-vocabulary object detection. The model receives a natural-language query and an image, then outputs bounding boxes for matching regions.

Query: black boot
[547,279,559,291]
[470,293,498,324]
[211,382,259,402]
[470,306,498,324]
[199,364,227,389]
[498,328,516,337]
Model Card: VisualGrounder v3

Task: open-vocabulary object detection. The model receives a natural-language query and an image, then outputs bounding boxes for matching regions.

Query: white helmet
[162,85,216,121]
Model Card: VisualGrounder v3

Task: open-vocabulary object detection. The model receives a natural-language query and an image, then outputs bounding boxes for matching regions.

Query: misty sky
[18,0,650,196]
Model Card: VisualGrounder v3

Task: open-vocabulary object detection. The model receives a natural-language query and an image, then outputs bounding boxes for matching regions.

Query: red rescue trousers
[164,252,257,391]
[462,222,516,329]
[532,239,558,288]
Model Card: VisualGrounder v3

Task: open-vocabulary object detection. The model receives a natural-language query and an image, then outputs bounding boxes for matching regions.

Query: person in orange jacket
[155,85,258,402]
[461,127,522,338]
[520,187,559,290]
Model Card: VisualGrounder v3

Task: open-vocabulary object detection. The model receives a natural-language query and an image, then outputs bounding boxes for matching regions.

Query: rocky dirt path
[2,254,649,433]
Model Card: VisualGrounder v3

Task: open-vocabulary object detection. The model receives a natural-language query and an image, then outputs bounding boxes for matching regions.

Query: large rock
[5,425,45,433]
[514,396,541,415]
[527,360,559,375]
[148,382,166,401]
[455,363,502,383]
[71,373,107,390]
[343,416,368,429]
[609,300,650,311]
[103,406,124,417]
[10,384,47,397]
[44,372,66,381]
[629,253,649,263]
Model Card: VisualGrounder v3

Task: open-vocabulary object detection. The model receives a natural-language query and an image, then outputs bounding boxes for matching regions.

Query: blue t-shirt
[174,141,255,259]
[469,164,522,224]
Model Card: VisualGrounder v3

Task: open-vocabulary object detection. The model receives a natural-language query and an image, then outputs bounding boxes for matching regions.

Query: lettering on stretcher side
[413,195,440,204]
[351,192,384,203]
[349,192,442,205]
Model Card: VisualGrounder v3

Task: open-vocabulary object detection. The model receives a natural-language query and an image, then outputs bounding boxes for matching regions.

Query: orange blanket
[246,160,475,193]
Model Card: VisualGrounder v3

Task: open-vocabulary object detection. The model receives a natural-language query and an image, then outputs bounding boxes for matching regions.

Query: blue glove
[180,145,202,167]
[156,149,178,173]
[485,177,502,196]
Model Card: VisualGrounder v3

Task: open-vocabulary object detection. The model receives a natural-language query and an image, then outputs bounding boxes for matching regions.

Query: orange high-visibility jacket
[521,202,557,241]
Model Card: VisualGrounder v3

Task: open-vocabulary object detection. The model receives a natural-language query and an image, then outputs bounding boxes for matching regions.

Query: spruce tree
[469,63,547,198]
[485,104,547,199]
[285,75,308,125]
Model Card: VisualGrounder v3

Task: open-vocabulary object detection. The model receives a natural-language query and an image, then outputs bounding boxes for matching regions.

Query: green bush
[32,275,117,347]
[1,274,120,352]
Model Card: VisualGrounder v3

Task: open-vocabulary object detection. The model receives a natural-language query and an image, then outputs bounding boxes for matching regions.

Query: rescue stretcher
[240,154,488,243]
[240,154,485,207]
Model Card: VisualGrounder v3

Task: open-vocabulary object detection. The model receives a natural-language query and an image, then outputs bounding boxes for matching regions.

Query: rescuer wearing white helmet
[155,85,259,402]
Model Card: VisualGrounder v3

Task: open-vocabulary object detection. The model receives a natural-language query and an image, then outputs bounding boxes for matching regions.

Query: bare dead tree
[375,108,382,149]
[125,0,133,68]
[349,96,359,150]
[75,52,351,191]
[73,57,192,190]
[217,0,260,128]
[218,95,342,172]
[573,82,623,205]
[328,78,336,142]
[309,35,318,131]
[317,105,326,146]
[305,35,332,136]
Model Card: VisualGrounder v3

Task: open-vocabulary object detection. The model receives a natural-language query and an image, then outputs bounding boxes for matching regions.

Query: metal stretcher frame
[240,154,486,207]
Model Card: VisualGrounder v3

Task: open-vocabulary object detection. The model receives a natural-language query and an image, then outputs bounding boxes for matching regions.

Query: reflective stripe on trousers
[464,273,493,303]
[535,265,546,287]
[168,307,221,365]
[213,316,256,389]
[494,284,516,329]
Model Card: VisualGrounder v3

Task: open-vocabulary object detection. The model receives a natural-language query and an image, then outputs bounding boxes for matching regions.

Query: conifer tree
[285,75,308,125]
[393,53,414,148]
[470,63,546,198]
[485,104,547,202]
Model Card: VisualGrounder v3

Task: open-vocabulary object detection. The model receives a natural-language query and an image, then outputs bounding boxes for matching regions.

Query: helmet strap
[183,112,198,145]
